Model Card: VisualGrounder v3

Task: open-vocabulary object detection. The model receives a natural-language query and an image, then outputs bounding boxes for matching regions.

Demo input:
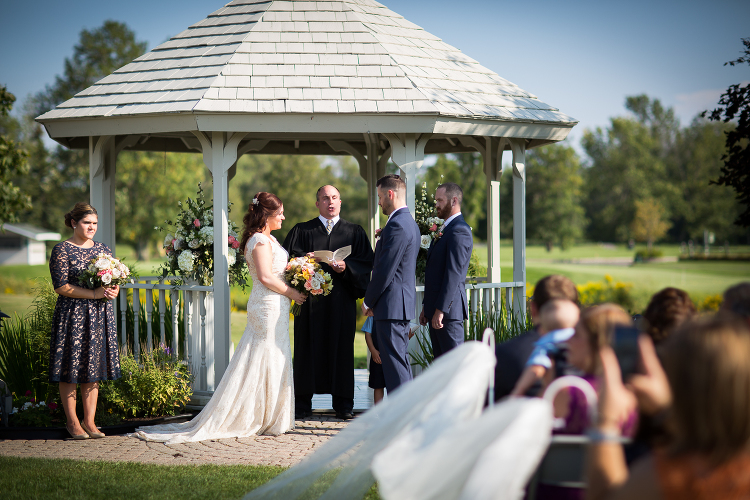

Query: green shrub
[466,250,487,278]
[10,392,63,427]
[634,248,664,261]
[99,345,193,418]
[576,275,636,311]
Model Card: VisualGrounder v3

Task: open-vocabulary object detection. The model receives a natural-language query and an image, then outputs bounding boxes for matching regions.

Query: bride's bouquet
[78,253,135,299]
[284,256,333,316]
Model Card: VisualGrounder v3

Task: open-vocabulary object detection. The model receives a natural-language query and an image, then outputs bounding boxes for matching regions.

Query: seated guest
[642,287,696,346]
[494,275,579,400]
[588,314,750,500]
[510,299,579,396]
[721,282,750,325]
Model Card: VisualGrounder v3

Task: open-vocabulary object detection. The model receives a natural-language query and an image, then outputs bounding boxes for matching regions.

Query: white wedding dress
[132,232,294,444]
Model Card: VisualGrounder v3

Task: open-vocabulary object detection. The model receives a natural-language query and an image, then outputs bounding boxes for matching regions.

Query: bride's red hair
[240,192,282,252]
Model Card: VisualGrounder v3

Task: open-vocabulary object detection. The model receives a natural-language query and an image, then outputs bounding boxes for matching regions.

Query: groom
[362,174,420,393]
[419,182,473,358]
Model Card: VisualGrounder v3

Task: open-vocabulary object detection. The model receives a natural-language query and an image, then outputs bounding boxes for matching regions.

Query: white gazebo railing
[116,277,216,393]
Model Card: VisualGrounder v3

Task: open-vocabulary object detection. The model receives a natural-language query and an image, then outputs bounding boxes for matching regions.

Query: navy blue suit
[422,214,473,358]
[364,207,420,392]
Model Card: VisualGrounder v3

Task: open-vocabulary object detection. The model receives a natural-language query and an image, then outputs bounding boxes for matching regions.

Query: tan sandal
[81,422,105,438]
[66,424,90,440]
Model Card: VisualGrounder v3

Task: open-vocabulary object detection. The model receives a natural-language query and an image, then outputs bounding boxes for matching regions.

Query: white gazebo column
[384,133,431,216]
[192,131,247,388]
[89,136,116,251]
[511,139,527,322]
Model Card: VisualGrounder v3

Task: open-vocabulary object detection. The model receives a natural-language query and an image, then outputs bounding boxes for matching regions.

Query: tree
[524,143,586,251]
[631,198,670,250]
[0,86,31,228]
[116,152,207,260]
[582,95,681,242]
[704,37,750,227]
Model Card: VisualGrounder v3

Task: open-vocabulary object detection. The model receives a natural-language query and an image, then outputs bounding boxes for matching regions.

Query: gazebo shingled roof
[38,0,576,154]
[36,0,577,391]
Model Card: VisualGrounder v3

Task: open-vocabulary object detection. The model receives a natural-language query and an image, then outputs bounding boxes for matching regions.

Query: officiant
[283,185,374,420]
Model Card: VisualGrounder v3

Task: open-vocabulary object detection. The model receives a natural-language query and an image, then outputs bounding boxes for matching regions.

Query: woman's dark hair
[64,202,98,228]
[643,287,696,344]
[240,192,282,252]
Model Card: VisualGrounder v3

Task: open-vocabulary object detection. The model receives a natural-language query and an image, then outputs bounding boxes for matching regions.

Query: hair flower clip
[252,198,259,205]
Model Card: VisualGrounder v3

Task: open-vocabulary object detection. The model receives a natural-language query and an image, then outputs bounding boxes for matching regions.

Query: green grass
[0,456,284,500]
[0,293,35,318]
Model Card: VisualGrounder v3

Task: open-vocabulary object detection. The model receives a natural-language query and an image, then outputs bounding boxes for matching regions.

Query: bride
[132,192,306,444]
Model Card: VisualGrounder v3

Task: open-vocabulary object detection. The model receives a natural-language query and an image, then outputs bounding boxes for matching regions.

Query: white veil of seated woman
[243,342,555,500]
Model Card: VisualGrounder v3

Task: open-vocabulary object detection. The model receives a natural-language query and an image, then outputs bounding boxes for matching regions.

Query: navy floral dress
[49,241,121,384]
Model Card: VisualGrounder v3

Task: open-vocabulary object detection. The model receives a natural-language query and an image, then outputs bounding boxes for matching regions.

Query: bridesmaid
[49,202,120,439]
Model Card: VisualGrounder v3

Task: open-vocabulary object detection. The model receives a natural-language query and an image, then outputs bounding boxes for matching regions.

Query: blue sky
[1,0,748,149]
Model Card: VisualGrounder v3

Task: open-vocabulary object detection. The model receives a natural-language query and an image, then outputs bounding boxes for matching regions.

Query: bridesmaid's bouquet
[284,256,333,316]
[78,253,135,296]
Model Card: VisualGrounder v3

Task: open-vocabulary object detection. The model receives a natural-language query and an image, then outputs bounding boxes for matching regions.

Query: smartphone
[612,326,640,381]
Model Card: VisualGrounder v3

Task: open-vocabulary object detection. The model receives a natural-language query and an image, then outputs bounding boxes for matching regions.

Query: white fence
[116,277,216,392]
[116,278,525,395]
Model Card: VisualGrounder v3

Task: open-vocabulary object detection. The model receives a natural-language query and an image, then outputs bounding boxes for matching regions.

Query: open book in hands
[313,245,351,263]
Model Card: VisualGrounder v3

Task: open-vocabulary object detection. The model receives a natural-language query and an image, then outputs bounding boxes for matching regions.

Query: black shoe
[336,411,354,420]
[295,410,313,420]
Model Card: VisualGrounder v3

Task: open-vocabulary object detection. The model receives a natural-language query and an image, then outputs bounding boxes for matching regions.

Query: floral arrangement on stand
[414,181,444,283]
[284,255,333,316]
[156,184,247,288]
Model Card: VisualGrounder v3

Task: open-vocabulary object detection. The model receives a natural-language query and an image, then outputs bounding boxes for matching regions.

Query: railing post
[199,291,208,391]
[171,289,180,359]
[133,288,141,360]
[158,289,166,349]
[145,281,154,351]
[119,289,127,351]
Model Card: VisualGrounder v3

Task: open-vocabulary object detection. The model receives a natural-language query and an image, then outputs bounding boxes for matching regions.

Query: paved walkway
[0,415,348,467]
[0,370,373,467]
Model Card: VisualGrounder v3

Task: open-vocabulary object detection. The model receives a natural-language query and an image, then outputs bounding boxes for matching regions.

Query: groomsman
[362,175,420,392]
[419,183,473,358]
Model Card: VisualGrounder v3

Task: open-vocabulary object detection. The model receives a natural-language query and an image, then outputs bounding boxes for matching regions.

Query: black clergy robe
[282,218,374,411]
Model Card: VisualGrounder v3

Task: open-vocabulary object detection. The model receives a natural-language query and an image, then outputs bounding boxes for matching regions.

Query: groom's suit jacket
[364,207,420,321]
[423,214,473,321]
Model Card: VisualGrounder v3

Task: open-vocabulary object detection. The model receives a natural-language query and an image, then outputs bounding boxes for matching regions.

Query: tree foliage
[524,143,587,250]
[704,37,750,227]
[631,198,671,250]
[0,86,31,228]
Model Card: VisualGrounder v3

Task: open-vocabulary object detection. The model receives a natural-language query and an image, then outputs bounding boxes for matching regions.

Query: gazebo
[37,0,577,391]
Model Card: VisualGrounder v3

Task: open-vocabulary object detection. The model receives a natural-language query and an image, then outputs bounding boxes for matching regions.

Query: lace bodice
[245,232,289,287]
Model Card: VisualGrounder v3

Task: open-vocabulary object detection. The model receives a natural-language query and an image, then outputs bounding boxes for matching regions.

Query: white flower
[314,272,326,282]
[311,278,321,289]
[38,401,46,407]
[178,250,195,272]
[95,258,110,270]
[101,273,112,285]
[188,239,201,249]
[227,248,236,266]
[163,233,173,247]
[111,268,121,279]
[22,402,32,410]
[173,239,183,251]
[199,226,214,245]
[420,235,432,250]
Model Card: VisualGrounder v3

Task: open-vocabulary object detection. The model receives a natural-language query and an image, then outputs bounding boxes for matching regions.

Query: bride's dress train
[132,233,294,444]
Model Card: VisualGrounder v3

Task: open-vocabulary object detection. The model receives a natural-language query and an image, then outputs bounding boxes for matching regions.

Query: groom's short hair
[438,182,463,206]
[377,174,406,197]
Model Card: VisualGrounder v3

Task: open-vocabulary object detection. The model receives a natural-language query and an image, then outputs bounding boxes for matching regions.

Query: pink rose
[25,390,32,396]
[231,241,240,249]
[193,219,201,228]
[304,281,312,291]
[430,224,437,232]
[311,288,322,295]
[49,402,58,410]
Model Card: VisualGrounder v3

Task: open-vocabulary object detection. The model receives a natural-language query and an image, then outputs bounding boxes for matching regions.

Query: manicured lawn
[0,456,283,500]
[0,456,381,500]
[0,293,35,319]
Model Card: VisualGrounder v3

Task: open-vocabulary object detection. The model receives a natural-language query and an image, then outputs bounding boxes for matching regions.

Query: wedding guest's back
[493,275,578,400]
[721,282,750,326]
[642,287,696,345]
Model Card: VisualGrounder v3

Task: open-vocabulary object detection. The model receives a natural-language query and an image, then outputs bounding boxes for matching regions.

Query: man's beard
[436,204,450,220]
